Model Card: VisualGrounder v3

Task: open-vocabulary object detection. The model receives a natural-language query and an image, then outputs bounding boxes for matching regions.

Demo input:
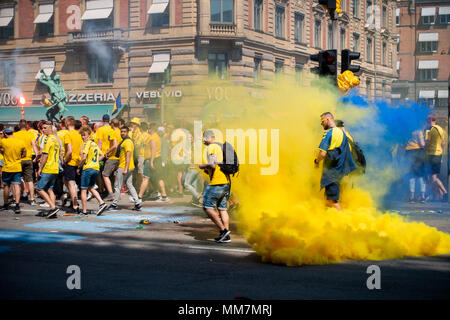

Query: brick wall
[18,0,34,38]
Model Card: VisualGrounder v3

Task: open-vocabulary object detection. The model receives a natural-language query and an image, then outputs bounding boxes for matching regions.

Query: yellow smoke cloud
[190,76,450,266]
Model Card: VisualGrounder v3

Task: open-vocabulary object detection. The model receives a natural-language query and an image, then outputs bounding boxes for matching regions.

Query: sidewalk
[384,200,450,215]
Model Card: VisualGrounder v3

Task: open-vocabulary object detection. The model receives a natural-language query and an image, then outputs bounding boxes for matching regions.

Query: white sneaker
[129,196,136,203]
[40,202,50,208]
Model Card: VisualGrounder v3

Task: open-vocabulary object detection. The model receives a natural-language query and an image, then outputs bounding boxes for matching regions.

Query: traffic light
[341,49,360,74]
[310,50,337,78]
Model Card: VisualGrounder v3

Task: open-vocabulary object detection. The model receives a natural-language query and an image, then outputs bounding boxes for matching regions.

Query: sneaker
[29,200,37,206]
[152,196,169,202]
[107,204,120,211]
[219,235,231,243]
[35,211,46,217]
[132,203,142,211]
[14,204,20,214]
[97,202,108,216]
[0,204,9,211]
[129,196,136,203]
[214,229,231,243]
[40,202,50,208]
[46,207,60,219]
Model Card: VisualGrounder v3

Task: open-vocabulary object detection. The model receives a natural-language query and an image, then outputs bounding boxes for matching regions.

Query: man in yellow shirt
[425,115,447,201]
[36,121,61,218]
[108,126,142,211]
[63,117,83,213]
[78,126,108,216]
[102,118,121,200]
[14,120,39,205]
[0,128,26,214]
[199,130,231,243]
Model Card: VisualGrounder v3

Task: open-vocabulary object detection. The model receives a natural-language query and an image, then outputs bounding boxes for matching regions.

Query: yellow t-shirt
[139,132,151,158]
[82,140,102,171]
[148,132,161,159]
[13,130,35,161]
[56,129,68,157]
[42,135,60,174]
[203,143,230,185]
[426,125,445,156]
[118,138,135,170]
[97,124,114,155]
[108,128,122,160]
[0,138,26,172]
[64,129,83,166]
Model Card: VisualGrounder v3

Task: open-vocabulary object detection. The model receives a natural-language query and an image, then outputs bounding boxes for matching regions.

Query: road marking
[183,244,254,254]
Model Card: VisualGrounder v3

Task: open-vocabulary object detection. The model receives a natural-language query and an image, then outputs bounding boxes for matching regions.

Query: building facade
[0,0,398,125]
[393,0,449,116]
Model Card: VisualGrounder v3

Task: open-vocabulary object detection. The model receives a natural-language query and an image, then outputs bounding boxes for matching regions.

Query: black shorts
[428,155,442,175]
[64,165,78,181]
[325,182,340,201]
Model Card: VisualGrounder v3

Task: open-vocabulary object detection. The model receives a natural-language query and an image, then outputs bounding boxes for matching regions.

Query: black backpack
[348,139,366,174]
[213,142,239,176]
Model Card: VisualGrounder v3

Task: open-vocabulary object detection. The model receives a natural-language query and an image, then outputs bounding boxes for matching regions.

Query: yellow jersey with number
[42,135,60,174]
[82,140,102,171]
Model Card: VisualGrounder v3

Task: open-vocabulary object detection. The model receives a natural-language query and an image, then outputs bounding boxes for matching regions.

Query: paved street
[0,193,449,300]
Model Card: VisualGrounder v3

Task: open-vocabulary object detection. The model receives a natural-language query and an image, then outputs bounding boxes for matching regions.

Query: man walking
[0,128,26,214]
[314,112,356,211]
[102,118,121,200]
[199,130,231,243]
[108,126,142,211]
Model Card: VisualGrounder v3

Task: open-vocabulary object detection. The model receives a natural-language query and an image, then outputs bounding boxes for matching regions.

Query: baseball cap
[3,128,13,135]
[102,114,110,121]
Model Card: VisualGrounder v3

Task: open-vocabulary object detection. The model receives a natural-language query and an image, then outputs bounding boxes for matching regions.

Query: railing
[209,23,237,36]
[67,29,123,43]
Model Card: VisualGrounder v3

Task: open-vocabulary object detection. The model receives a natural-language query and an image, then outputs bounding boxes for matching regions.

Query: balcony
[209,23,237,37]
[67,28,124,43]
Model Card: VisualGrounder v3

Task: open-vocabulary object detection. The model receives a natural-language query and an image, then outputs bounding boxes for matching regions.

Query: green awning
[0,105,118,125]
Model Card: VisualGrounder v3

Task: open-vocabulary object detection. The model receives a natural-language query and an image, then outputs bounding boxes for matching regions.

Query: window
[254,54,262,82]
[396,8,400,25]
[295,64,304,84]
[208,52,228,79]
[34,3,54,37]
[151,11,169,27]
[0,7,14,39]
[382,6,387,28]
[366,0,373,23]
[353,33,360,51]
[314,19,321,48]
[421,8,435,25]
[275,5,285,38]
[353,0,359,18]
[420,41,438,53]
[254,0,263,31]
[340,28,346,51]
[419,69,438,81]
[275,59,284,74]
[382,41,387,65]
[1,60,15,87]
[419,33,439,53]
[88,54,114,83]
[82,0,114,32]
[438,7,450,24]
[366,37,372,62]
[294,12,304,43]
[211,0,234,23]
[327,24,333,49]
[366,78,372,98]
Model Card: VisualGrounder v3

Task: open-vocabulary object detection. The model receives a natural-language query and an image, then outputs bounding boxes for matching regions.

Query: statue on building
[39,70,70,122]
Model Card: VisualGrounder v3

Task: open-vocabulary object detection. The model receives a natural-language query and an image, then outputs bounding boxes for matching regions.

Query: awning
[421,7,436,16]
[418,33,438,42]
[419,90,435,98]
[439,7,450,15]
[148,53,170,74]
[438,90,448,98]
[391,93,401,99]
[148,0,169,14]
[418,60,439,69]
[0,105,117,124]
[34,4,53,24]
[0,7,14,27]
[82,0,113,20]
[35,59,55,79]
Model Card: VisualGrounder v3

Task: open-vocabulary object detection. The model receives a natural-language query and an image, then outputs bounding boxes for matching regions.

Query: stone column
[199,0,210,36]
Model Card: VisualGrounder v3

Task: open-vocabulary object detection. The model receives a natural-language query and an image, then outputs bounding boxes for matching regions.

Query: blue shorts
[37,173,58,191]
[203,184,231,211]
[81,168,99,189]
[2,172,22,186]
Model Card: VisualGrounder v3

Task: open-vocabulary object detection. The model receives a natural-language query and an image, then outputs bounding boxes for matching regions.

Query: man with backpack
[199,130,238,243]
